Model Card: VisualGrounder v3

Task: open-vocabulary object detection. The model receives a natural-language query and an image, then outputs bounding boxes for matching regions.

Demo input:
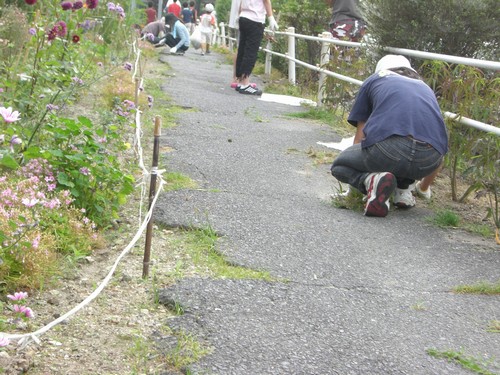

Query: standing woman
[235,0,279,95]
[163,13,190,54]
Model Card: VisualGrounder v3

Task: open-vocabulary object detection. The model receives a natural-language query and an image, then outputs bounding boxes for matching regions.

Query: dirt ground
[1,56,498,375]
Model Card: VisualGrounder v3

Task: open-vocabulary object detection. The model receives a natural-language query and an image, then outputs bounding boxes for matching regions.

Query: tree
[361,0,499,60]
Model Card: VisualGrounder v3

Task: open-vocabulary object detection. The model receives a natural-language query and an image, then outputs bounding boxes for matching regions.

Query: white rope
[0,176,165,346]
[0,40,164,348]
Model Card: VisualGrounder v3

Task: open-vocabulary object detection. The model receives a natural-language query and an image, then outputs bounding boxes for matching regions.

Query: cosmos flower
[0,107,21,123]
[7,292,28,301]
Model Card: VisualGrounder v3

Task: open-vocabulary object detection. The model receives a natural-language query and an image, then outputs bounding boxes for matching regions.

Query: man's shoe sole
[364,173,396,217]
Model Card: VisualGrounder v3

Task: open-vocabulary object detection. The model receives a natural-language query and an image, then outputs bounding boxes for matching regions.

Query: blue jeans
[331,135,443,194]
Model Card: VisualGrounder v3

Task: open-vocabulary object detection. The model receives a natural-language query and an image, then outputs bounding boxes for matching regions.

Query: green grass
[164,172,198,191]
[330,186,364,212]
[284,108,354,137]
[487,320,500,333]
[427,209,461,227]
[306,147,337,166]
[165,329,212,369]
[427,348,497,375]
[453,280,500,295]
[179,225,274,281]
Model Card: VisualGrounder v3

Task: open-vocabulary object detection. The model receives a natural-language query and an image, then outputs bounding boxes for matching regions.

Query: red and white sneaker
[363,172,396,217]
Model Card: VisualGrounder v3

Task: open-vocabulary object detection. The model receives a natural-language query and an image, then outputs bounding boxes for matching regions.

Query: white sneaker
[394,187,416,208]
[363,172,396,217]
[415,181,432,200]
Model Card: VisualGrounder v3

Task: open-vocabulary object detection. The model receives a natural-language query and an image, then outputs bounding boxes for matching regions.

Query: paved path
[153,48,500,375]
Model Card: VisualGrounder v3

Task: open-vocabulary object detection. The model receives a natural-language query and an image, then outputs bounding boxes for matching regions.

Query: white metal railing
[217,23,500,136]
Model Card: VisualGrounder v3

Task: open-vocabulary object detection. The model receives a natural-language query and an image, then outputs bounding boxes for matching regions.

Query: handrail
[217,24,499,136]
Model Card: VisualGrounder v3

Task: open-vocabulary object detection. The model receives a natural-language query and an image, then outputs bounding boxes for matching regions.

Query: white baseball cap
[205,3,214,12]
[375,55,416,73]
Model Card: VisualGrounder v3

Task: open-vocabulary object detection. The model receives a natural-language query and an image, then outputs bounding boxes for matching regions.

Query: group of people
[141,1,218,56]
[142,0,447,217]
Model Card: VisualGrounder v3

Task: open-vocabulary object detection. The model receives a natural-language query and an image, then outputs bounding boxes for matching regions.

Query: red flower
[25,0,37,4]
[72,35,80,43]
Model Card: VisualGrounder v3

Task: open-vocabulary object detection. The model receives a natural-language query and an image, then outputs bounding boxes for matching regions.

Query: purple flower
[123,99,135,109]
[73,0,83,9]
[97,61,103,67]
[107,2,116,11]
[10,135,22,152]
[79,167,90,175]
[123,62,133,71]
[28,27,36,36]
[0,107,21,123]
[46,104,59,111]
[61,1,73,10]
[86,0,98,9]
[55,21,67,37]
[71,77,84,85]
[25,0,37,4]
[7,292,28,301]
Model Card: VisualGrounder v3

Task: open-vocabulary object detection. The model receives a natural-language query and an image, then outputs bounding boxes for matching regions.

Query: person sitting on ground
[159,13,190,54]
[141,19,166,44]
[199,3,216,56]
[330,55,448,217]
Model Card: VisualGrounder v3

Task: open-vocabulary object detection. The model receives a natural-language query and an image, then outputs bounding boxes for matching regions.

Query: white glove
[170,46,177,54]
[268,15,279,31]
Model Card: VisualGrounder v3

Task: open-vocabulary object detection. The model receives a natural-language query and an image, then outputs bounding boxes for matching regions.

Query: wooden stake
[143,116,161,278]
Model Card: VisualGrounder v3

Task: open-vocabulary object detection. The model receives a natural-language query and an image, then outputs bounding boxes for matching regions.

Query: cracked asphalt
[153,47,500,375]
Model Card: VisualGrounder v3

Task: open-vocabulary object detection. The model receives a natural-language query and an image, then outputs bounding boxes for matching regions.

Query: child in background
[181,2,193,33]
[199,3,216,56]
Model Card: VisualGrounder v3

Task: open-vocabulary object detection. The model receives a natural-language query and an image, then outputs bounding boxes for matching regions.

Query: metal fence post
[287,27,296,85]
[265,39,273,76]
[318,31,332,107]
[219,22,226,47]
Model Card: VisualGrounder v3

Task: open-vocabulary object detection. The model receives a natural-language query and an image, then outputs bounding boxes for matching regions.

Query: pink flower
[25,0,37,4]
[22,198,39,207]
[79,167,90,175]
[0,337,10,347]
[73,0,83,9]
[7,291,28,301]
[13,305,34,318]
[0,107,21,123]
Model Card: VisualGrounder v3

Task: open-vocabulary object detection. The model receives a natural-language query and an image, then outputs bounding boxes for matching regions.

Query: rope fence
[0,38,164,347]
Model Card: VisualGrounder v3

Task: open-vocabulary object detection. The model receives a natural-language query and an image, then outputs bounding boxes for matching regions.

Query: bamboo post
[142,116,161,278]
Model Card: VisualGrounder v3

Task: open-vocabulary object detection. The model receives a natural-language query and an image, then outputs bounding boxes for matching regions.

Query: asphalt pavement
[153,47,500,375]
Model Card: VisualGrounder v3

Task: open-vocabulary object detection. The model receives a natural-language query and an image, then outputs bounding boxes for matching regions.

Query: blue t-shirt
[172,20,190,48]
[348,70,448,155]
[181,8,193,23]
